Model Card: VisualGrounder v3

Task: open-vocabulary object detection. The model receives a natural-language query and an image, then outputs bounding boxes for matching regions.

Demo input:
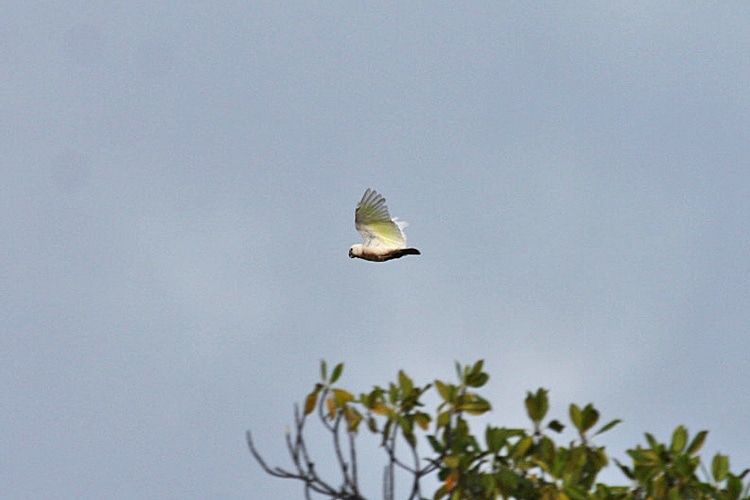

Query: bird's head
[349,244,363,258]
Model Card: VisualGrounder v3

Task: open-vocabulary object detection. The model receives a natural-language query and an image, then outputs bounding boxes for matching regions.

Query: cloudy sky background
[3,3,749,498]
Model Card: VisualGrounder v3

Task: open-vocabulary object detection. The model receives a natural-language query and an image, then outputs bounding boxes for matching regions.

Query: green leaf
[330,363,344,384]
[458,400,491,415]
[640,449,660,466]
[614,459,634,480]
[547,419,565,433]
[367,415,378,433]
[403,429,417,448]
[712,453,729,482]
[437,410,451,428]
[469,359,484,376]
[388,383,398,404]
[569,404,582,431]
[443,455,460,468]
[727,474,742,498]
[364,387,384,408]
[536,435,556,463]
[668,486,680,500]
[399,416,414,438]
[526,388,549,423]
[466,360,488,387]
[594,418,622,436]
[645,432,659,450]
[320,360,327,381]
[415,411,431,431]
[466,371,489,388]
[496,468,520,492]
[435,380,454,403]
[562,484,587,500]
[486,427,505,453]
[580,404,599,433]
[427,435,443,453]
[686,430,708,455]
[398,370,414,395]
[512,435,534,459]
[670,425,688,453]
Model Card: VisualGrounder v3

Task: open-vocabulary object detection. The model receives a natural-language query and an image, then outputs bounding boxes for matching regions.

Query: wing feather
[354,189,408,248]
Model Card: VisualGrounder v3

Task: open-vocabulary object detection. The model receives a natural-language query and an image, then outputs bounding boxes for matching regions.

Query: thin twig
[349,430,359,497]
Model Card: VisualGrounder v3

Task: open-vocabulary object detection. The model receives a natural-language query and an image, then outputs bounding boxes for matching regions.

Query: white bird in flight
[349,188,421,262]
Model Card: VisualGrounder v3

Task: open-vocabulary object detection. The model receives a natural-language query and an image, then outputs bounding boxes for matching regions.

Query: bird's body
[349,244,421,262]
[349,189,421,262]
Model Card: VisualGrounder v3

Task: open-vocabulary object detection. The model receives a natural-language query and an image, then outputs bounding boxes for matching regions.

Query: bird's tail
[380,247,421,261]
[399,248,421,256]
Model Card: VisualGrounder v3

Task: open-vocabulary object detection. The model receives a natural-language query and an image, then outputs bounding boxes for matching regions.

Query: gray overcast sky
[2,2,749,498]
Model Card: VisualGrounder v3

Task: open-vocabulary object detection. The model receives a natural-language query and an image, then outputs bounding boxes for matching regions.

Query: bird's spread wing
[355,189,408,248]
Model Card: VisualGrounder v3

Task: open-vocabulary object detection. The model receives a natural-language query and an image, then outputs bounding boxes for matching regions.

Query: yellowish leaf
[371,402,389,416]
[332,388,354,406]
[445,468,459,491]
[304,391,318,416]
[325,396,336,418]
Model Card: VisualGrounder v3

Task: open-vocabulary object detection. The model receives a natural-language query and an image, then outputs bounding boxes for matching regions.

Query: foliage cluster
[247,360,749,499]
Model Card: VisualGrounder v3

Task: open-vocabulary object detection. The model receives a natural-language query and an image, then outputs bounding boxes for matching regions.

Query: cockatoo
[349,188,421,262]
